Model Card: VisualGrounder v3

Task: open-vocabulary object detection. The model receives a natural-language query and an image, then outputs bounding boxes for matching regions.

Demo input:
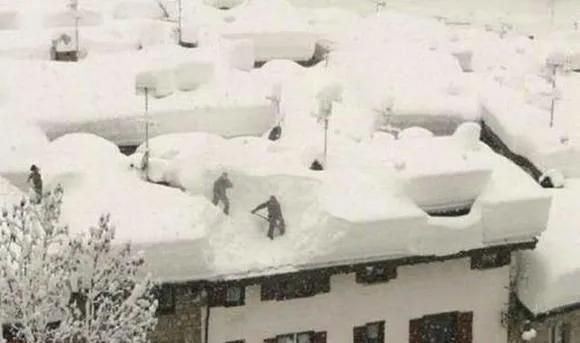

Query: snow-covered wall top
[517,179,580,314]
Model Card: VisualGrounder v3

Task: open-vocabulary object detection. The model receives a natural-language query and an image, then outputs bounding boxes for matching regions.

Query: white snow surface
[130,125,550,280]
[0,0,573,282]
[517,179,580,314]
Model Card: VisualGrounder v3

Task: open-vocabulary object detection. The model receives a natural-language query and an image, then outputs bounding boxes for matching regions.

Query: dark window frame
[264,330,326,343]
[209,283,245,307]
[409,311,473,343]
[471,250,511,270]
[261,274,330,302]
[353,321,385,343]
[225,340,245,343]
[224,284,245,307]
[355,264,397,285]
[155,284,176,315]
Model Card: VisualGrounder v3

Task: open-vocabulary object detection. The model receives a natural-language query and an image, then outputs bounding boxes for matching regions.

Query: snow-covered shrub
[0,188,158,343]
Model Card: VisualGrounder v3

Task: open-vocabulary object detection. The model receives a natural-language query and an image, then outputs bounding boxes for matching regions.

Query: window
[155,284,176,315]
[409,312,472,343]
[550,322,571,343]
[225,285,244,307]
[356,264,397,284]
[353,321,385,343]
[261,274,330,301]
[208,283,245,307]
[264,331,326,343]
[470,251,511,270]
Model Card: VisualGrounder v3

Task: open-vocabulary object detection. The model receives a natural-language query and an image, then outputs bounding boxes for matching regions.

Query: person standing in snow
[251,195,285,240]
[27,165,43,204]
[212,172,233,215]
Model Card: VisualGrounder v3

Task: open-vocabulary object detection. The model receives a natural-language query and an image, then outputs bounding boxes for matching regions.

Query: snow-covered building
[510,180,580,343]
[131,127,552,343]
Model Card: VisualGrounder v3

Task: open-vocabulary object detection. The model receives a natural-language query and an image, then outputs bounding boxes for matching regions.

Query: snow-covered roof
[517,179,580,315]
[118,125,551,282]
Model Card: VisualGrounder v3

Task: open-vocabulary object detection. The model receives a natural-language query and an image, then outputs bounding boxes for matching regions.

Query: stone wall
[150,284,204,343]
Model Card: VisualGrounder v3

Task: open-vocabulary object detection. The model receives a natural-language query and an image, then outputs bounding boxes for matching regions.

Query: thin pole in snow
[144,88,150,181]
[550,0,556,30]
[550,65,557,128]
[75,17,79,60]
[178,0,183,44]
[323,117,329,164]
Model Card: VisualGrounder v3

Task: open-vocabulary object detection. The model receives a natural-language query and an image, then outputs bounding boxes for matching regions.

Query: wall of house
[151,285,204,343]
[208,257,510,343]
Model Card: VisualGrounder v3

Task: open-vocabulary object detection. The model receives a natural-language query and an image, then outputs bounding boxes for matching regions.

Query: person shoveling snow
[212,172,233,215]
[251,195,286,240]
[27,164,43,204]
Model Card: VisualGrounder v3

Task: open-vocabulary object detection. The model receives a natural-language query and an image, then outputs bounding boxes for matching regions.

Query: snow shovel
[251,212,285,239]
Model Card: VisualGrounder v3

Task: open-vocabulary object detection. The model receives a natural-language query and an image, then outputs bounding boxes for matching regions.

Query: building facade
[152,242,534,343]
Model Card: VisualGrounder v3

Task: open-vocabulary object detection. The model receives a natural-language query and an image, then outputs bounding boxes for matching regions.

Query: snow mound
[517,180,580,314]
[60,171,213,245]
[174,62,215,91]
[399,127,434,140]
[222,38,255,71]
[41,133,127,177]
[203,0,244,10]
[0,176,25,208]
[0,120,49,164]
[0,11,20,30]
[113,1,165,20]
[43,10,104,28]
[133,132,226,187]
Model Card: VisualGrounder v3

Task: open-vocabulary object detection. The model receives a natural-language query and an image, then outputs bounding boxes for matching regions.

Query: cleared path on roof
[40,105,275,146]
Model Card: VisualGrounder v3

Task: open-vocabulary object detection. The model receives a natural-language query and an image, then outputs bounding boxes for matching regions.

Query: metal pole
[75,17,79,60]
[144,88,150,181]
[178,0,182,44]
[323,118,328,163]
[550,65,557,128]
[550,0,555,30]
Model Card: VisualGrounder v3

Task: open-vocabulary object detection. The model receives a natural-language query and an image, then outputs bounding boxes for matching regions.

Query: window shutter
[409,318,422,343]
[353,326,366,343]
[312,331,327,343]
[457,312,473,343]
[378,321,385,343]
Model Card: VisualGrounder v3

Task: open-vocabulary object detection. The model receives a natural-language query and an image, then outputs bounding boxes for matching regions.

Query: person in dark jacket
[251,195,285,239]
[212,172,233,215]
[28,165,42,204]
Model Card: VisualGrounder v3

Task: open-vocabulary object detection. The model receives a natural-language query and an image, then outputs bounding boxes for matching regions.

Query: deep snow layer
[517,179,580,314]
[129,126,550,280]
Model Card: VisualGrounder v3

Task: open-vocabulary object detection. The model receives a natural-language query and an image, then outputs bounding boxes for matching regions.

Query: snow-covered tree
[61,214,158,343]
[0,188,158,343]
[0,186,75,343]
